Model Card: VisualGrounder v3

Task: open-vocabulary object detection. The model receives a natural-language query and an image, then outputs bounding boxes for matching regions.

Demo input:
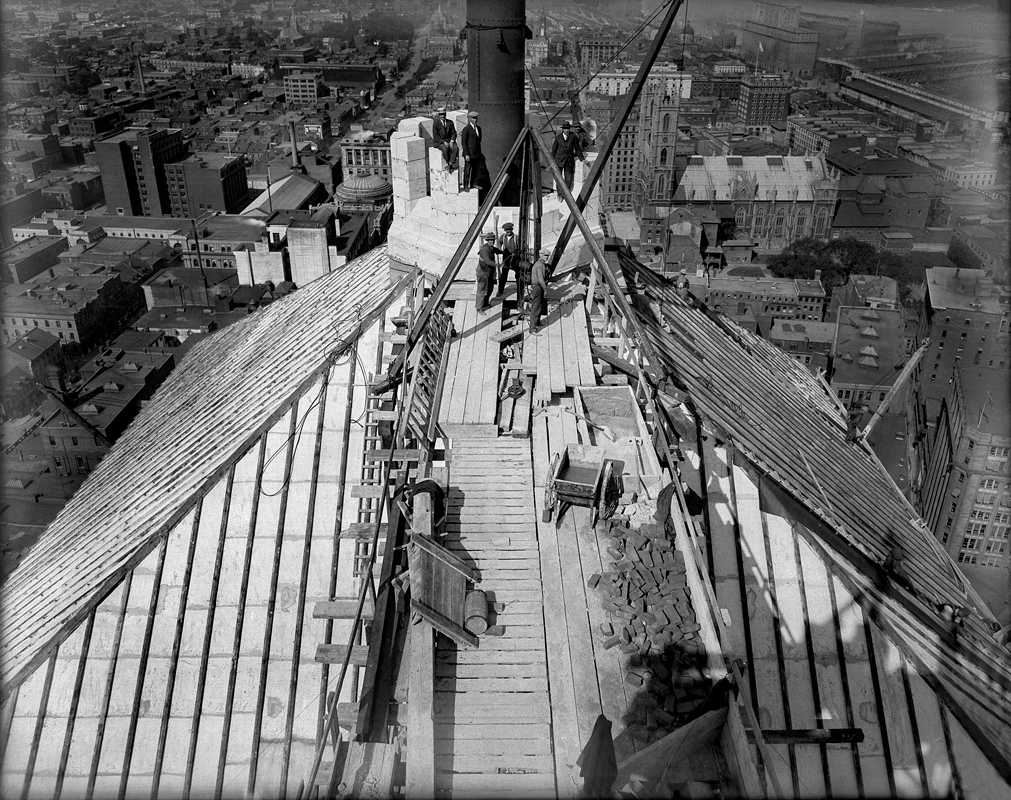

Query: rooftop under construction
[1,1,1010,799]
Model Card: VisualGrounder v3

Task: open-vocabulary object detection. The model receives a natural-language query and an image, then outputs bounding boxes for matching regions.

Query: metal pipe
[466,0,526,186]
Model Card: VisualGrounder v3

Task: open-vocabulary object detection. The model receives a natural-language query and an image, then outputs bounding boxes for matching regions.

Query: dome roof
[334,174,393,202]
[683,21,695,35]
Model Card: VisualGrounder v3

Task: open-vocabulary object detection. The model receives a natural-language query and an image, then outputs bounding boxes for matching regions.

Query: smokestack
[289,121,300,170]
[136,55,147,96]
[467,0,525,186]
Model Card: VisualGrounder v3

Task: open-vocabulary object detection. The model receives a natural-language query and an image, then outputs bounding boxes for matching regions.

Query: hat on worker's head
[437,106,447,114]
[483,231,496,240]
[561,120,571,129]
[540,247,552,256]
[502,222,514,230]
[468,111,479,119]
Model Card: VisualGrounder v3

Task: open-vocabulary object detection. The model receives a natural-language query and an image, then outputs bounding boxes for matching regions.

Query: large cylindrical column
[467,0,525,184]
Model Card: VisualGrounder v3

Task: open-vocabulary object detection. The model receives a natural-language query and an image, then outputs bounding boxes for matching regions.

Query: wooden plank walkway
[440,297,503,429]
[522,300,596,407]
[433,437,555,798]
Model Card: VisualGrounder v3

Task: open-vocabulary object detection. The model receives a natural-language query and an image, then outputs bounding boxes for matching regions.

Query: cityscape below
[1,0,1009,798]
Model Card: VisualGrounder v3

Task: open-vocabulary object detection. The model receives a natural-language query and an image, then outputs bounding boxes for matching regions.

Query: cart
[543,444,620,526]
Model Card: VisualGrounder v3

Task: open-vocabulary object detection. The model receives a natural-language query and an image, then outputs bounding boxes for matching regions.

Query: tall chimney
[467,0,525,185]
[136,55,147,95]
[289,121,300,170]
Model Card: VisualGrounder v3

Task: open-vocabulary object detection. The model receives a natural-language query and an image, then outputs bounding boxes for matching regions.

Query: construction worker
[432,107,459,172]
[550,121,584,196]
[529,246,550,333]
[496,222,519,297]
[477,231,501,311]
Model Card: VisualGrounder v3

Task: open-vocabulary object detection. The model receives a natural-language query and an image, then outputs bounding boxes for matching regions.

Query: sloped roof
[0,246,407,695]
[620,254,1011,776]
[673,155,832,203]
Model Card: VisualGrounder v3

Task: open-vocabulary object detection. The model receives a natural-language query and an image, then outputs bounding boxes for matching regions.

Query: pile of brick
[588,512,712,741]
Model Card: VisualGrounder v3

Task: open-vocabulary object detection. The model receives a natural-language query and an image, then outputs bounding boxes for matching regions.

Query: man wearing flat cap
[460,111,483,191]
[433,108,458,172]
[529,246,551,333]
[496,222,520,298]
[550,120,584,197]
[477,230,501,311]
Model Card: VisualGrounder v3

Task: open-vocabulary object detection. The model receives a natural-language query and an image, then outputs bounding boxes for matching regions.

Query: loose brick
[599,621,613,636]
[624,671,644,687]
[587,573,601,589]
[603,634,623,650]
[621,642,640,656]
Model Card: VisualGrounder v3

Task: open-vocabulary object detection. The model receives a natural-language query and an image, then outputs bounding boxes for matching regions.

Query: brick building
[164,153,249,217]
[96,127,187,217]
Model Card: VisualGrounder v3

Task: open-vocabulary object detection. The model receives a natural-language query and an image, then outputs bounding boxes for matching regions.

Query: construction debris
[590,501,713,744]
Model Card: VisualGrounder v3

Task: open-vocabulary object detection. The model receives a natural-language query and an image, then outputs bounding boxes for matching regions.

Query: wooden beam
[412,599,479,649]
[313,599,375,620]
[315,645,370,666]
[750,728,865,745]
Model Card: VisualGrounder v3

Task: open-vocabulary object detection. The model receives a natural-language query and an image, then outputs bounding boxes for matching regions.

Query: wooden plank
[572,303,596,387]
[560,302,580,389]
[434,739,552,757]
[407,622,435,800]
[365,449,422,462]
[435,752,554,772]
[434,771,556,792]
[313,599,375,620]
[477,305,501,426]
[547,307,566,395]
[511,377,534,438]
[534,488,581,798]
[315,645,369,666]
[436,648,546,665]
[535,327,552,405]
[433,722,553,741]
[350,484,386,499]
[435,662,546,679]
[447,301,477,425]
[434,676,549,693]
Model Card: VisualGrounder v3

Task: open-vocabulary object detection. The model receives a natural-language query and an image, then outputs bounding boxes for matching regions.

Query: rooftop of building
[194,214,266,241]
[241,172,323,215]
[1,235,67,260]
[959,366,1011,436]
[926,267,1006,314]
[770,318,836,341]
[832,305,909,387]
[675,155,831,202]
[4,327,61,359]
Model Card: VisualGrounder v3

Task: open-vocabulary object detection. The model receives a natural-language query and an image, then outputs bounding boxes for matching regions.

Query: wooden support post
[406,488,435,798]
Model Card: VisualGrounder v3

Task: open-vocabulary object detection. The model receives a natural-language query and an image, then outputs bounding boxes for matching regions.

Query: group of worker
[476,225,549,334]
[433,107,589,196]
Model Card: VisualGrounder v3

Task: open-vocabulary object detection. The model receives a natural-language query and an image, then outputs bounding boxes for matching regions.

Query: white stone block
[447,109,468,132]
[391,135,427,163]
[429,145,448,170]
[417,118,435,141]
[396,116,428,137]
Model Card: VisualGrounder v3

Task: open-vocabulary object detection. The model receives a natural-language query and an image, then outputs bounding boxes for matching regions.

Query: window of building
[970,508,990,521]
[987,447,1010,472]
[958,552,978,565]
[772,208,786,238]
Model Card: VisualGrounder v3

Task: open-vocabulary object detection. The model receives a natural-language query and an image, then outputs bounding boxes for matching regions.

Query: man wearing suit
[496,222,520,297]
[432,107,458,172]
[550,120,584,197]
[459,111,483,192]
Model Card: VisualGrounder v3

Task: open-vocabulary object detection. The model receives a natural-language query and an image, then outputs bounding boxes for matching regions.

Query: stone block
[396,116,428,137]
[447,109,469,132]
[391,135,427,163]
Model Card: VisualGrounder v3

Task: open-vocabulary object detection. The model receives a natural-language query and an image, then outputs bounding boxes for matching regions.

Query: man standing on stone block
[460,111,483,192]
[550,120,584,197]
[433,107,458,172]
[477,231,501,312]
[496,222,519,297]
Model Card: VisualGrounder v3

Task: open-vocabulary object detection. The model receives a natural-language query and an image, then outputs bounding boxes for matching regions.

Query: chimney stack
[136,55,147,95]
[289,121,300,170]
[467,0,525,187]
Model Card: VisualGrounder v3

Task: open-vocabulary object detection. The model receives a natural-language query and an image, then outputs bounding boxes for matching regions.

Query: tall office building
[164,154,249,217]
[741,1,819,78]
[96,127,187,217]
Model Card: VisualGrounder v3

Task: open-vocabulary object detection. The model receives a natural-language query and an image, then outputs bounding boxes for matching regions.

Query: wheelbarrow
[543,444,620,526]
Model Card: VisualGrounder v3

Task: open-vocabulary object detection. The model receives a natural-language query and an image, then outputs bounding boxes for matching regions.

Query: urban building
[3,327,65,387]
[2,236,70,283]
[768,318,834,373]
[96,127,188,217]
[666,155,838,253]
[798,10,900,56]
[340,128,392,179]
[600,102,640,212]
[920,367,1010,616]
[578,38,621,73]
[827,274,900,322]
[736,73,790,131]
[164,153,249,217]
[587,64,692,99]
[831,306,909,413]
[283,72,328,105]
[1,273,141,350]
[787,114,898,156]
[740,1,819,78]
[691,272,827,324]
[918,267,1011,413]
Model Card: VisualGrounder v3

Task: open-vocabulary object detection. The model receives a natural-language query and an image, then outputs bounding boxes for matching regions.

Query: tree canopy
[766,236,934,302]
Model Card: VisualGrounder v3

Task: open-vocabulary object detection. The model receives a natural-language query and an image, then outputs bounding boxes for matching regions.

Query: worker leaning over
[529,246,550,334]
[477,231,502,312]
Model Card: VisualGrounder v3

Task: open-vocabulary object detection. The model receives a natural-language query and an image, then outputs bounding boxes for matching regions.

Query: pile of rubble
[588,501,713,741]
